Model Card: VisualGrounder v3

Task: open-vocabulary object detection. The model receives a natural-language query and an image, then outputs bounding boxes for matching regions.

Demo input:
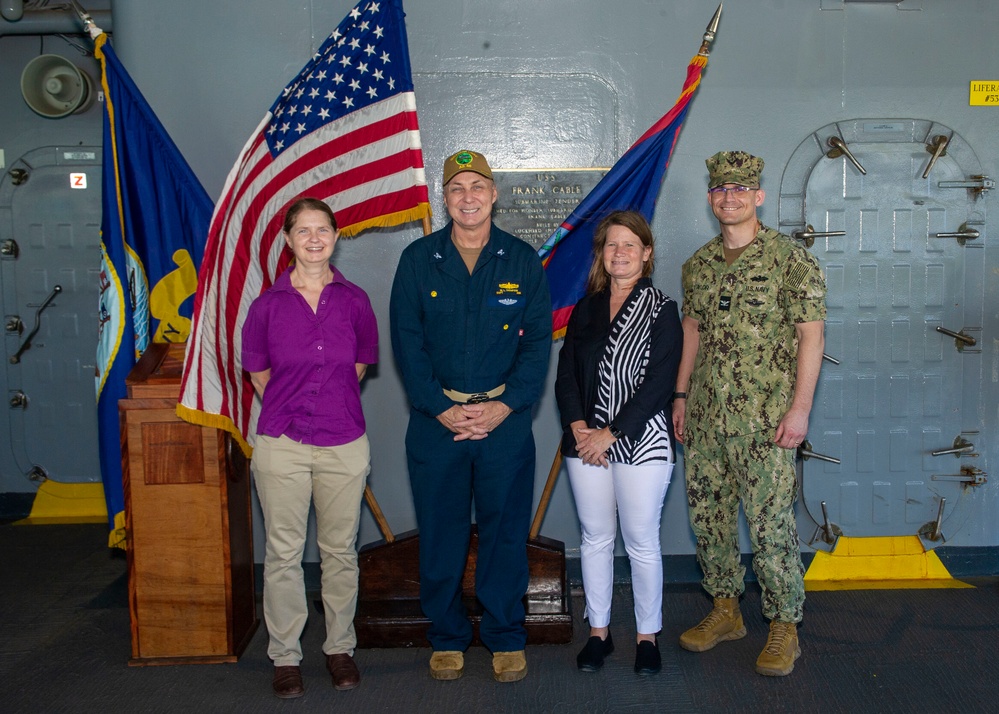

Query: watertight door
[0,147,102,485]
[778,120,987,547]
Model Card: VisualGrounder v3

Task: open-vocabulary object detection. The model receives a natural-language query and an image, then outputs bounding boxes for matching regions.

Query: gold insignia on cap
[443,149,493,185]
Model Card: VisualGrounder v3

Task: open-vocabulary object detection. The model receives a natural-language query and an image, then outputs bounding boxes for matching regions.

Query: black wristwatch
[673,392,687,400]
[608,424,624,439]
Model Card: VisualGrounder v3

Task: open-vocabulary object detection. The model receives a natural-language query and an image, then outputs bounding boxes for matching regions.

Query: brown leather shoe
[272,665,304,699]
[492,650,527,683]
[429,650,464,680]
[326,653,361,691]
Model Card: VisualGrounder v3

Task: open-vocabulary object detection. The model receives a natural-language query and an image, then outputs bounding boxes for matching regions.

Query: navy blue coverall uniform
[389,221,551,653]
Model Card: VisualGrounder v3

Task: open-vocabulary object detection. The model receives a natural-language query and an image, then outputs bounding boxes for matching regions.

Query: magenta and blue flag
[538,56,707,338]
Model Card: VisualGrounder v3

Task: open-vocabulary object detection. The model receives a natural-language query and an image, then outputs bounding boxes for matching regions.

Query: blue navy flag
[94,32,214,547]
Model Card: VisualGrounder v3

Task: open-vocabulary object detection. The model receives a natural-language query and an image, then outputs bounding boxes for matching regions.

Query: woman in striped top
[555,210,683,676]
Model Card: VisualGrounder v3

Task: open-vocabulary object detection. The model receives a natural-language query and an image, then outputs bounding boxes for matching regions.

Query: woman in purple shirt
[241,197,378,699]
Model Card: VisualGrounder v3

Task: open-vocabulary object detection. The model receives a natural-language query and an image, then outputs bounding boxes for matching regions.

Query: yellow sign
[970,81,999,105]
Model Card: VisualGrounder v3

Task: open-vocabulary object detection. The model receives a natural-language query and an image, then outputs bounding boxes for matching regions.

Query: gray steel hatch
[779,119,988,548]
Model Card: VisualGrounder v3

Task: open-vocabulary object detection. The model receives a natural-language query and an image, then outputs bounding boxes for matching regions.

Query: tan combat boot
[679,597,747,652]
[755,620,801,676]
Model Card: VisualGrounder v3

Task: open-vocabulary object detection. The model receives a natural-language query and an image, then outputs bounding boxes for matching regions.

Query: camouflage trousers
[684,428,805,623]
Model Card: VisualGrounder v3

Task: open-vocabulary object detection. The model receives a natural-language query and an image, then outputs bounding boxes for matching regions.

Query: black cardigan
[554,278,683,459]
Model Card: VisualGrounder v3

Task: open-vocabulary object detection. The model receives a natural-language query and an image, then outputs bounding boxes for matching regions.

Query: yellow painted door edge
[804,535,974,591]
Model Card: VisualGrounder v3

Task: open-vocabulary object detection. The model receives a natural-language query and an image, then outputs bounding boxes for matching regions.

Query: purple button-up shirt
[241,266,378,447]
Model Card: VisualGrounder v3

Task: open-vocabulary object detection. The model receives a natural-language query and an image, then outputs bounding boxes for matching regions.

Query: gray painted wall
[2,0,997,558]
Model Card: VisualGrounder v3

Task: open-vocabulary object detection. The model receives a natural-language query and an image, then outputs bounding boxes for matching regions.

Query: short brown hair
[585,210,655,294]
[282,197,337,234]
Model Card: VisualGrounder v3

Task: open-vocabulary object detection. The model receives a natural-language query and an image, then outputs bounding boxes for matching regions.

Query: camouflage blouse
[681,225,826,439]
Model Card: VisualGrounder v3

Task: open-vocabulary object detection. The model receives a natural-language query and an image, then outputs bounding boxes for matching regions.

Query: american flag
[178,0,429,449]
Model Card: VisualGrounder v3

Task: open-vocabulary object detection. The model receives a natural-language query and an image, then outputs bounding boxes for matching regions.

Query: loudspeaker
[20,54,94,119]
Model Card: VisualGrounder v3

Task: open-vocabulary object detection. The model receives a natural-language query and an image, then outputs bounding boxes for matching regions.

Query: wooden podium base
[355,527,573,648]
[121,343,258,665]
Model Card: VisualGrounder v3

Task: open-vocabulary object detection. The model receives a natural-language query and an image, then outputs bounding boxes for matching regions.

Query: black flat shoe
[576,632,614,672]
[634,639,661,675]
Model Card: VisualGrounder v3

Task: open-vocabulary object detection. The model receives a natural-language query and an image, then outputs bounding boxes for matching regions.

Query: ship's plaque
[491,169,608,250]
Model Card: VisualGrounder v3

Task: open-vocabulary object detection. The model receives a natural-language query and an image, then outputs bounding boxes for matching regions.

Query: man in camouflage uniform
[671,151,826,676]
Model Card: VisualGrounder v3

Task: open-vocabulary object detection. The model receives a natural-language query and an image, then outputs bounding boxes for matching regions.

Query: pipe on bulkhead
[0,6,112,36]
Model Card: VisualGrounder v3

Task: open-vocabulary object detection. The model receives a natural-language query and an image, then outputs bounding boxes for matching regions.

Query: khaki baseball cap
[706,150,764,189]
[443,149,494,185]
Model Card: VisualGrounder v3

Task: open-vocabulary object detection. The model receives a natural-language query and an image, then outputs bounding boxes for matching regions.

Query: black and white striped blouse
[555,278,684,465]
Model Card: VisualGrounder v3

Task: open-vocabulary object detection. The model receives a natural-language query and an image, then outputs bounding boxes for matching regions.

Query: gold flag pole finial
[698,3,723,56]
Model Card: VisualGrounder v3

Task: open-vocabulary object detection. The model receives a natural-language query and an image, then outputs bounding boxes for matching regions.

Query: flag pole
[362,207,432,543]
[363,485,396,543]
[530,2,722,538]
[68,0,102,38]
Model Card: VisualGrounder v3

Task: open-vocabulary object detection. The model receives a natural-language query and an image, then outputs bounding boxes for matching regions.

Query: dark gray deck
[2,523,996,713]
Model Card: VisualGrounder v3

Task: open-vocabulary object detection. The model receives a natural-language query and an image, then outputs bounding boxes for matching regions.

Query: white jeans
[253,433,370,666]
[566,457,673,635]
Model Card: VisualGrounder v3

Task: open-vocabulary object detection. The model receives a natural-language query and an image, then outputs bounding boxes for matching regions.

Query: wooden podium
[119,342,258,665]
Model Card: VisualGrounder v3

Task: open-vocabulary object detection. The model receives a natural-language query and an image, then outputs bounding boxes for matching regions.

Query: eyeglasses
[708,185,757,195]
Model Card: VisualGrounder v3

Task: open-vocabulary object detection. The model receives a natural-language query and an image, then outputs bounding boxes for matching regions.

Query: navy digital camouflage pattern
[682,225,826,439]
[706,150,764,188]
[681,224,826,623]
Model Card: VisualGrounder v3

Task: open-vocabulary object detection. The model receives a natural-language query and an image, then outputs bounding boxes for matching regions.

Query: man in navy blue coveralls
[390,150,551,683]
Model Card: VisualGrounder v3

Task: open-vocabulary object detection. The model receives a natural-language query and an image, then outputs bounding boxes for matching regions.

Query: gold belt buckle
[466,392,489,404]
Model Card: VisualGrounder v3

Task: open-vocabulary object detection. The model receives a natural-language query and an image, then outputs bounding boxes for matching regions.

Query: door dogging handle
[799,440,841,464]
[819,501,838,545]
[934,325,977,350]
[922,134,949,179]
[937,175,995,197]
[931,466,988,486]
[26,465,47,482]
[826,136,867,175]
[10,285,61,365]
[930,436,975,457]
[791,224,846,248]
[922,498,947,543]
[933,222,980,246]
[822,353,840,365]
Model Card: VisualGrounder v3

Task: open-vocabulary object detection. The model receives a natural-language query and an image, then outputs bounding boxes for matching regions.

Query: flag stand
[355,446,572,647]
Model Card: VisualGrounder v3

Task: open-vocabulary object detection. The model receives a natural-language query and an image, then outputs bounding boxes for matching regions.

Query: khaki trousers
[252,433,370,665]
